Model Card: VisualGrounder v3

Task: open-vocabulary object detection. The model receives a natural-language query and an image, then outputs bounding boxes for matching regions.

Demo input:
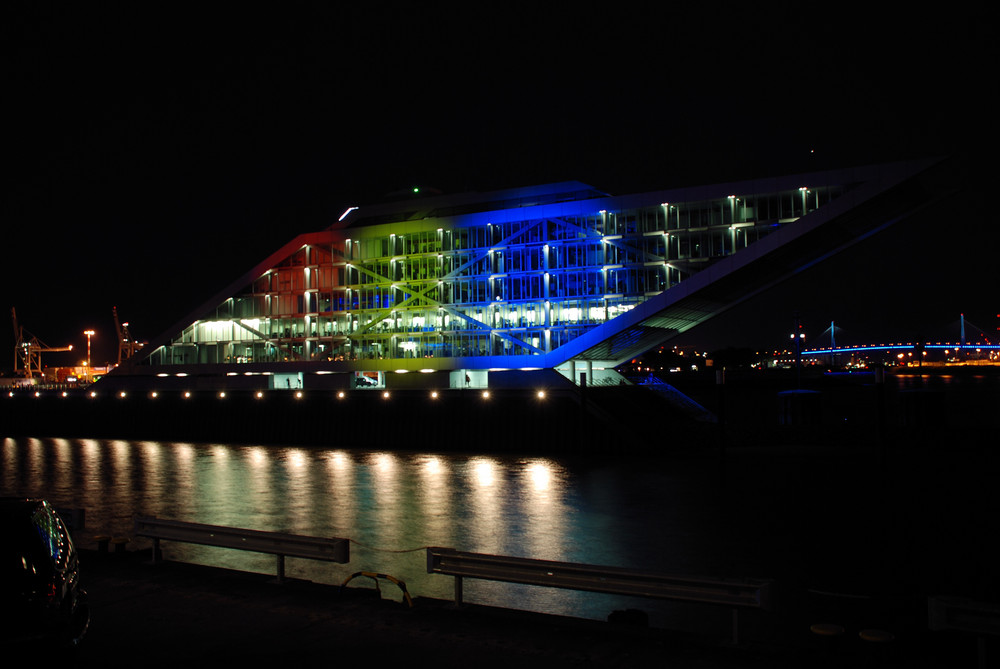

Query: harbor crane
[10,307,73,378]
[113,306,144,366]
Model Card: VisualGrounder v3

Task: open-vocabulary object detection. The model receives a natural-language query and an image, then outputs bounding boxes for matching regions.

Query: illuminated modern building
[106,158,946,392]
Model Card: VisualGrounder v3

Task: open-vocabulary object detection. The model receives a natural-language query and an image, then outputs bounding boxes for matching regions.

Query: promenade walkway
[54,546,981,668]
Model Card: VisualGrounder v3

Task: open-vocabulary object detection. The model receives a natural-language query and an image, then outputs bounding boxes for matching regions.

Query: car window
[30,504,69,568]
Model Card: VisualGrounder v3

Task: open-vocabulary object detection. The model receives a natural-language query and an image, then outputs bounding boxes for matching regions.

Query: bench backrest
[427,547,771,610]
[134,516,349,563]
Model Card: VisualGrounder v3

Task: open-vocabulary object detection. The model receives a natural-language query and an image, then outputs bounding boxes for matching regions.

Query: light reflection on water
[2,437,705,623]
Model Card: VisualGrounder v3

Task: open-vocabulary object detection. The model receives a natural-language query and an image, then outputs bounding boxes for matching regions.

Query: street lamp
[84,330,95,383]
[791,318,805,387]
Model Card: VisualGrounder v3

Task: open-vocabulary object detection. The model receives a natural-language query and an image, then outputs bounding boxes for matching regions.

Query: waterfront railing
[134,516,350,583]
[426,546,772,644]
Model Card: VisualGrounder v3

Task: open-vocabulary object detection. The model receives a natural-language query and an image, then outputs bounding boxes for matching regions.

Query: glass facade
[143,181,848,371]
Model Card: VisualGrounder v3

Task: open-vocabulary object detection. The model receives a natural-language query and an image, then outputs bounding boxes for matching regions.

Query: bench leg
[151,538,160,565]
[277,555,285,584]
[454,575,463,606]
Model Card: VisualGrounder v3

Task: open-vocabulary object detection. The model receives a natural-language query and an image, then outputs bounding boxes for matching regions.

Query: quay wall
[3,368,996,454]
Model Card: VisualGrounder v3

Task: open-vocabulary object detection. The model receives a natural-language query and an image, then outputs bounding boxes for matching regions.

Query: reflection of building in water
[100,159,947,392]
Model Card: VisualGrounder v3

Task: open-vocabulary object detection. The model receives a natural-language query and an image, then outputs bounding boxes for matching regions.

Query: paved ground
[69,548,768,667]
[19,546,981,668]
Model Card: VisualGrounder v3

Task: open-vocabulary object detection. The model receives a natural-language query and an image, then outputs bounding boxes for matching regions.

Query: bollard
[859,628,895,665]
[810,622,846,658]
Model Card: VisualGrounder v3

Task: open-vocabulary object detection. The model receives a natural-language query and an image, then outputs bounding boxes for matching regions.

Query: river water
[3,372,996,631]
[2,436,782,629]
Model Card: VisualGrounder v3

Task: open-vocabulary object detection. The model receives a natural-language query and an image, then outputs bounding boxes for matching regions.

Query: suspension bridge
[801,314,999,357]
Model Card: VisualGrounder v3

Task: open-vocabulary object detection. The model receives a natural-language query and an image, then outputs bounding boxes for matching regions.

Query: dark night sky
[3,4,995,369]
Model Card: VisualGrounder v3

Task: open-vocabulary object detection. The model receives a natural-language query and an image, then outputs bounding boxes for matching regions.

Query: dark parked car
[0,498,90,646]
